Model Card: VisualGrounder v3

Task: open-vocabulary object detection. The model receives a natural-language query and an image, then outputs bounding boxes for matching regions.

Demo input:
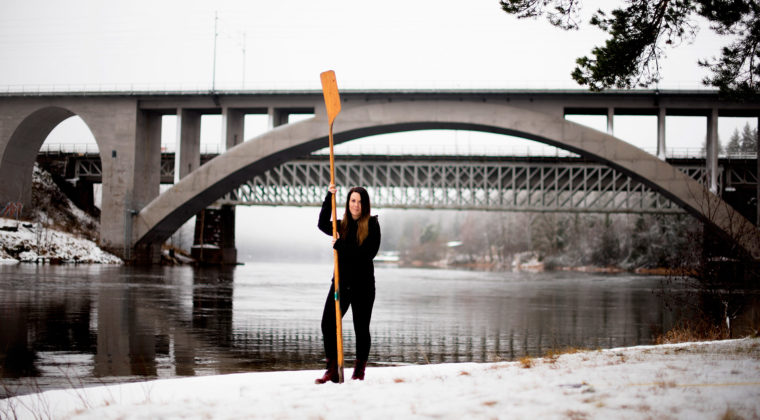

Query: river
[0,262,696,397]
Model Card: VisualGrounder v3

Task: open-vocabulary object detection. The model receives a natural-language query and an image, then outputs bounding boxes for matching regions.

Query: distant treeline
[381,209,701,270]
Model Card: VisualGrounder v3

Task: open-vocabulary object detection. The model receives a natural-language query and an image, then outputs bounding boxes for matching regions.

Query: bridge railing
[651,147,758,159]
[38,143,101,155]
[1,83,218,95]
[38,143,225,155]
[38,142,757,160]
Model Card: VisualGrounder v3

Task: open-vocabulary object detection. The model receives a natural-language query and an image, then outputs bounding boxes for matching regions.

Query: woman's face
[349,192,362,220]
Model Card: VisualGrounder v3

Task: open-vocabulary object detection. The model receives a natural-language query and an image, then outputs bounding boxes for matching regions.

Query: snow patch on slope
[0,164,120,264]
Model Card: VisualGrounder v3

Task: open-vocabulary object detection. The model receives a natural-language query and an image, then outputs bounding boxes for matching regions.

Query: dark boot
[351,359,367,380]
[315,358,339,384]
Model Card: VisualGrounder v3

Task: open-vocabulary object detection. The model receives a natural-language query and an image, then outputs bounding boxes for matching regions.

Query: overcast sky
[0,0,734,90]
[2,0,756,259]
[2,0,754,147]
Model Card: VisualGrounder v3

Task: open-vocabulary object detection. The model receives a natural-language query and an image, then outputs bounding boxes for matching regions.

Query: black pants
[320,282,375,361]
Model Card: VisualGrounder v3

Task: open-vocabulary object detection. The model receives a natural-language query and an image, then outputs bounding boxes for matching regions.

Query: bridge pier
[707,108,720,193]
[606,107,614,135]
[191,205,237,265]
[177,107,240,265]
[133,111,163,209]
[127,110,168,264]
[656,107,666,160]
[222,107,244,150]
[268,108,289,128]
[132,243,163,266]
[182,107,247,265]
[175,109,202,182]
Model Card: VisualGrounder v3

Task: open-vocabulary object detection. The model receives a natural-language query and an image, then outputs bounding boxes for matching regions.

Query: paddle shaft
[320,70,344,383]
[328,123,345,383]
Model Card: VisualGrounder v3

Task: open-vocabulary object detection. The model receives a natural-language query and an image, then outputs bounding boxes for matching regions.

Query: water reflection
[372,271,683,365]
[94,282,156,377]
[88,266,239,379]
[1,263,754,398]
[0,304,39,378]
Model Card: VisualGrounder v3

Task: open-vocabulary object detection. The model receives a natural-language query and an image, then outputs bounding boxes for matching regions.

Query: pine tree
[740,123,757,153]
[500,0,760,96]
[725,129,742,154]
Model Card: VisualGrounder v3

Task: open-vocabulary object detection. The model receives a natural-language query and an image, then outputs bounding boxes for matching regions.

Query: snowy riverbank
[0,165,121,264]
[0,164,122,264]
[0,217,120,264]
[2,338,758,419]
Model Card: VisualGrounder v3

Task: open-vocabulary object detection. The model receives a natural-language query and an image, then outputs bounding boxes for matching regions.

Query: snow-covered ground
[2,338,758,419]
[0,217,120,264]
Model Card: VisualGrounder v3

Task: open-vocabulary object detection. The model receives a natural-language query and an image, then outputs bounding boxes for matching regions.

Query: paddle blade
[320,70,342,125]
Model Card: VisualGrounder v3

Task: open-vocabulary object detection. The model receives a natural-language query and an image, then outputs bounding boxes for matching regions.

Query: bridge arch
[1,106,81,210]
[0,99,148,257]
[0,106,117,216]
[134,101,760,259]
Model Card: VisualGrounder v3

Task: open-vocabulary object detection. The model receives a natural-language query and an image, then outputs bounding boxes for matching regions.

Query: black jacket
[318,192,381,290]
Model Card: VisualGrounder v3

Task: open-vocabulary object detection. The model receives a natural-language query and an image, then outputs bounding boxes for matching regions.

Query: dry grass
[564,409,589,420]
[655,320,727,344]
[514,347,593,369]
[543,347,589,364]
[653,380,677,389]
[721,407,745,420]
[747,342,760,360]
[519,356,534,369]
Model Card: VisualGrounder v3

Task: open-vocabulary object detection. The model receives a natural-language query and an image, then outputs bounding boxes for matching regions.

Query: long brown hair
[340,187,371,245]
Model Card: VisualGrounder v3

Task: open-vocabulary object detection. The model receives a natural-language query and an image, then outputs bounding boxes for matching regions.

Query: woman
[315,184,381,383]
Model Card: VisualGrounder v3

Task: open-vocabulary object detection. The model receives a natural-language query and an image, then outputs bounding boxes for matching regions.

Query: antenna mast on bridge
[212,11,218,92]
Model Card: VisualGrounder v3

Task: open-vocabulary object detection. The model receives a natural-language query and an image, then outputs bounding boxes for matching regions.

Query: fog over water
[234,205,419,263]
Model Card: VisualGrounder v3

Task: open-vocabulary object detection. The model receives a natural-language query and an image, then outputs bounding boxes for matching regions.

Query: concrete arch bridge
[0,89,758,263]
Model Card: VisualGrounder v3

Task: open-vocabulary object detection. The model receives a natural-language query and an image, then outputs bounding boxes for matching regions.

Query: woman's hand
[332,232,340,247]
[328,184,337,195]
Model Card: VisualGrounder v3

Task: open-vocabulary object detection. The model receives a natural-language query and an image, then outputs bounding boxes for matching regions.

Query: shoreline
[386,259,682,276]
[3,338,758,419]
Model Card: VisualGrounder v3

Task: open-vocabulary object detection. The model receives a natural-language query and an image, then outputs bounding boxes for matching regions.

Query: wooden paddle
[319,70,344,383]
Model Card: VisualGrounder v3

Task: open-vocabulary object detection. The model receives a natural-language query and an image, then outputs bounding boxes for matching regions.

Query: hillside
[0,164,120,264]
